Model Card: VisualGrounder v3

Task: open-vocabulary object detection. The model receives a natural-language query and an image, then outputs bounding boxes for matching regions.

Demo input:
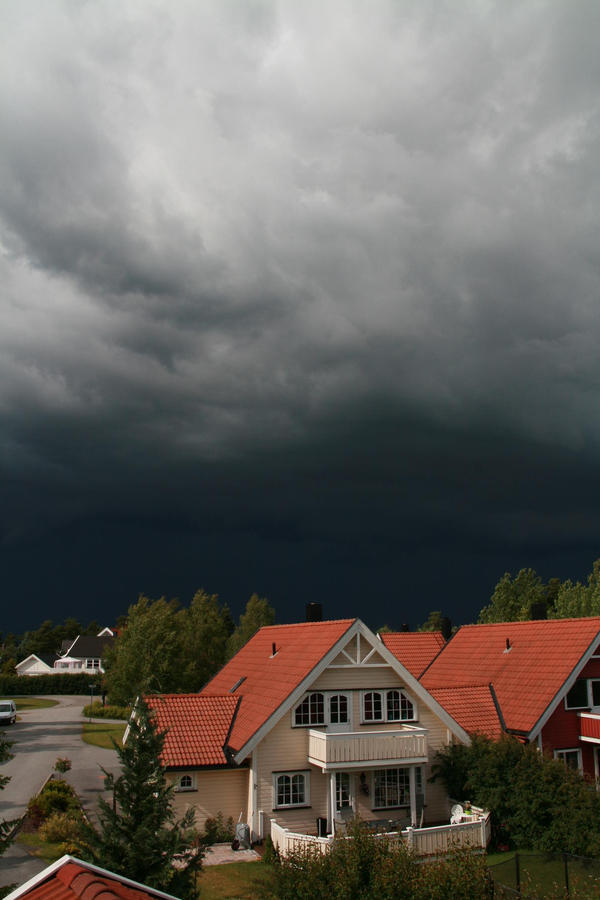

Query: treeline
[104,590,274,705]
[478,558,600,623]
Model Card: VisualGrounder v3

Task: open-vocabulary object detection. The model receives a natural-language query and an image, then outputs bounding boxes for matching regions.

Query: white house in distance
[16,629,116,676]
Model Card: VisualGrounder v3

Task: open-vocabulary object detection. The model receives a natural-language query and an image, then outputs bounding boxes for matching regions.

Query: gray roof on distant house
[61,634,114,659]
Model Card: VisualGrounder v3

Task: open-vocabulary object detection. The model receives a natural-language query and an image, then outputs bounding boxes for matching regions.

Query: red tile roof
[428,685,503,739]
[146,693,240,767]
[381,632,446,678]
[201,619,356,753]
[15,859,176,900]
[421,618,600,736]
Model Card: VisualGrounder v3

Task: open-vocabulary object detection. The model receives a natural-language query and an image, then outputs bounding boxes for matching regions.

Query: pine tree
[76,699,202,897]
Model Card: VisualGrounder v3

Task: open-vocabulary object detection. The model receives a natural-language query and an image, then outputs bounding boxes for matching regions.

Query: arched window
[176,774,195,791]
[363,691,383,722]
[275,772,309,807]
[294,692,325,726]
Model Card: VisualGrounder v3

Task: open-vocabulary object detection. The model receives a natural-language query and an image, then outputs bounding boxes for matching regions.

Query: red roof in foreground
[201,619,356,754]
[381,631,446,678]
[12,858,176,900]
[146,693,240,768]
[421,618,600,736]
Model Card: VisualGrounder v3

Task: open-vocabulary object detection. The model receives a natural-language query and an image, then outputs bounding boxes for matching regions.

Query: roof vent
[504,638,512,653]
[271,642,278,658]
[401,623,410,632]
[229,676,246,694]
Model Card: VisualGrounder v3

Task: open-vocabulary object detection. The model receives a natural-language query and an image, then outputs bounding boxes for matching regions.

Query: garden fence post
[563,852,569,897]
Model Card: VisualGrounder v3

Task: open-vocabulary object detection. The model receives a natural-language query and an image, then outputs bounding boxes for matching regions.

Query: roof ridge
[258,618,356,630]
[461,617,600,628]
[429,682,492,691]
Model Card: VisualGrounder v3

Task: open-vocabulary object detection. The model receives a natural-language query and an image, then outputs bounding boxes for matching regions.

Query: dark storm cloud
[2,1,600,628]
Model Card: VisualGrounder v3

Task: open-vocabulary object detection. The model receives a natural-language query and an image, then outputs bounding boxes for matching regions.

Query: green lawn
[0,696,58,710]
[16,832,66,863]
[488,850,600,898]
[198,860,273,899]
[81,721,126,749]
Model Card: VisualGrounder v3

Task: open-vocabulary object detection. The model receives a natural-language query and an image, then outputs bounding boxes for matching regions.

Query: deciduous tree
[227,593,275,657]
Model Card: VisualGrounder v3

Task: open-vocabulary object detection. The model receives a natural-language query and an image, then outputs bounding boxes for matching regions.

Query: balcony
[307,726,427,770]
[579,712,600,742]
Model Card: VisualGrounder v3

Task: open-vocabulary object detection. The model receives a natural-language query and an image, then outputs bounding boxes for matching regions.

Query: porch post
[329,772,337,833]
[409,766,417,827]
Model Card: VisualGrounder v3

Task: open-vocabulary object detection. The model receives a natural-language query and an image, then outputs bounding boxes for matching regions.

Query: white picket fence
[269,808,491,859]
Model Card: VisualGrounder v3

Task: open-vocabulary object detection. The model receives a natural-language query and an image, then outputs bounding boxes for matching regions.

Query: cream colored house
[148,618,477,848]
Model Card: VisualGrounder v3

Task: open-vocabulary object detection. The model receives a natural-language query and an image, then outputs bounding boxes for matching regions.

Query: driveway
[0,695,121,889]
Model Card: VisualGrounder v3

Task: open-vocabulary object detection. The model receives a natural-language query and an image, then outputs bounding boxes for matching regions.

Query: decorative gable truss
[328,633,389,667]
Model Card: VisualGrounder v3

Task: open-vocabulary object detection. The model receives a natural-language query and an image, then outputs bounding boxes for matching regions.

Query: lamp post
[89,683,96,723]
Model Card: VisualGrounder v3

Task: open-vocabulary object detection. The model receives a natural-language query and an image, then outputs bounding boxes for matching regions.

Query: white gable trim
[15,654,54,673]
[529,628,600,742]
[232,619,470,763]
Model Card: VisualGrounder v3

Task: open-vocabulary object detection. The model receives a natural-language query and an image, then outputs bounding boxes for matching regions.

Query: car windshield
[0,703,12,712]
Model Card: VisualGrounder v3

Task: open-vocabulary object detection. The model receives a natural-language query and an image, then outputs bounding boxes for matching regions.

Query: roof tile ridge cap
[57,862,87,887]
[260,618,356,630]
[429,682,492,691]
[69,870,120,899]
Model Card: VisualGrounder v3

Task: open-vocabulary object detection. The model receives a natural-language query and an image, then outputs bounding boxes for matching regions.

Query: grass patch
[198,861,273,899]
[16,832,66,863]
[487,850,600,898]
[81,722,126,749]
[0,696,58,710]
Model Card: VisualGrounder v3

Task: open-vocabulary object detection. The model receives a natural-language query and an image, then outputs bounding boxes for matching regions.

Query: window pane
[373,768,409,808]
[277,775,291,806]
[330,694,349,724]
[400,693,414,720]
[291,774,305,804]
[295,697,310,725]
[387,691,400,721]
[364,692,382,721]
[566,680,589,709]
[592,681,600,707]
[310,693,325,724]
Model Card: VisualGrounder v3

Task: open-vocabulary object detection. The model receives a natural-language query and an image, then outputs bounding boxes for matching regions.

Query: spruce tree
[76,699,202,897]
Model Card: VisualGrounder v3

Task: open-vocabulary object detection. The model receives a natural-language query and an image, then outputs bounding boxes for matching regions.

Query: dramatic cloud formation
[2,1,600,631]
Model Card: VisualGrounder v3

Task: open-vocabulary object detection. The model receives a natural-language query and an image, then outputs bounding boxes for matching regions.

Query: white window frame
[174,773,197,792]
[361,689,417,724]
[273,771,310,809]
[554,748,582,773]
[292,692,352,728]
[372,767,410,810]
[564,679,600,711]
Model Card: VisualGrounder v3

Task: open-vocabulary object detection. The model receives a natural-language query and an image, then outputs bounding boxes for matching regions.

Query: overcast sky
[2,1,600,635]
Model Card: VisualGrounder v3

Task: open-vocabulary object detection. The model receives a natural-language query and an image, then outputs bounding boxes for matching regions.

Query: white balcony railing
[308,726,427,770]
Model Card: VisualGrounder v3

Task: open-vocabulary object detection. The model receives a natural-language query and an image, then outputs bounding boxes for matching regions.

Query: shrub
[269,820,492,900]
[39,811,84,844]
[54,758,72,773]
[0,673,99,695]
[82,701,131,720]
[203,812,235,844]
[27,778,80,826]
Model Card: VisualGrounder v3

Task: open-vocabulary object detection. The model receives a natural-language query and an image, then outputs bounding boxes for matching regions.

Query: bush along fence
[489,850,600,899]
[0,673,100,695]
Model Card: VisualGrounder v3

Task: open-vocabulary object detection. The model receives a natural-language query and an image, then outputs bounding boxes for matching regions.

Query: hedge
[0,673,101,695]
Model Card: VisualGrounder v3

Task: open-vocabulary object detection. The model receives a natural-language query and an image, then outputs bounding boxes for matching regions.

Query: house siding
[540,655,600,778]
[167,768,249,832]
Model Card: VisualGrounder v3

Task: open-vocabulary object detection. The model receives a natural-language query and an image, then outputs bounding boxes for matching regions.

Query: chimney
[306,602,323,622]
[271,642,277,657]
[401,623,410,632]
[440,617,452,641]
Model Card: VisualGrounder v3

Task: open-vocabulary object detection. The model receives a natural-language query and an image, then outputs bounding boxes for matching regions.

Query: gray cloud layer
[2,1,600,624]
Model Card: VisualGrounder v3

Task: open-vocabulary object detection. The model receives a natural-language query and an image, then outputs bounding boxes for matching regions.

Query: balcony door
[327,693,352,733]
[336,771,354,813]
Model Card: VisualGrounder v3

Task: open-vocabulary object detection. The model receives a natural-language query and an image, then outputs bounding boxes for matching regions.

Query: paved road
[0,696,122,889]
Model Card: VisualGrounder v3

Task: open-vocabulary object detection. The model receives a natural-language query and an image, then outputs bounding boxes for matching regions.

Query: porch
[269,805,491,858]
